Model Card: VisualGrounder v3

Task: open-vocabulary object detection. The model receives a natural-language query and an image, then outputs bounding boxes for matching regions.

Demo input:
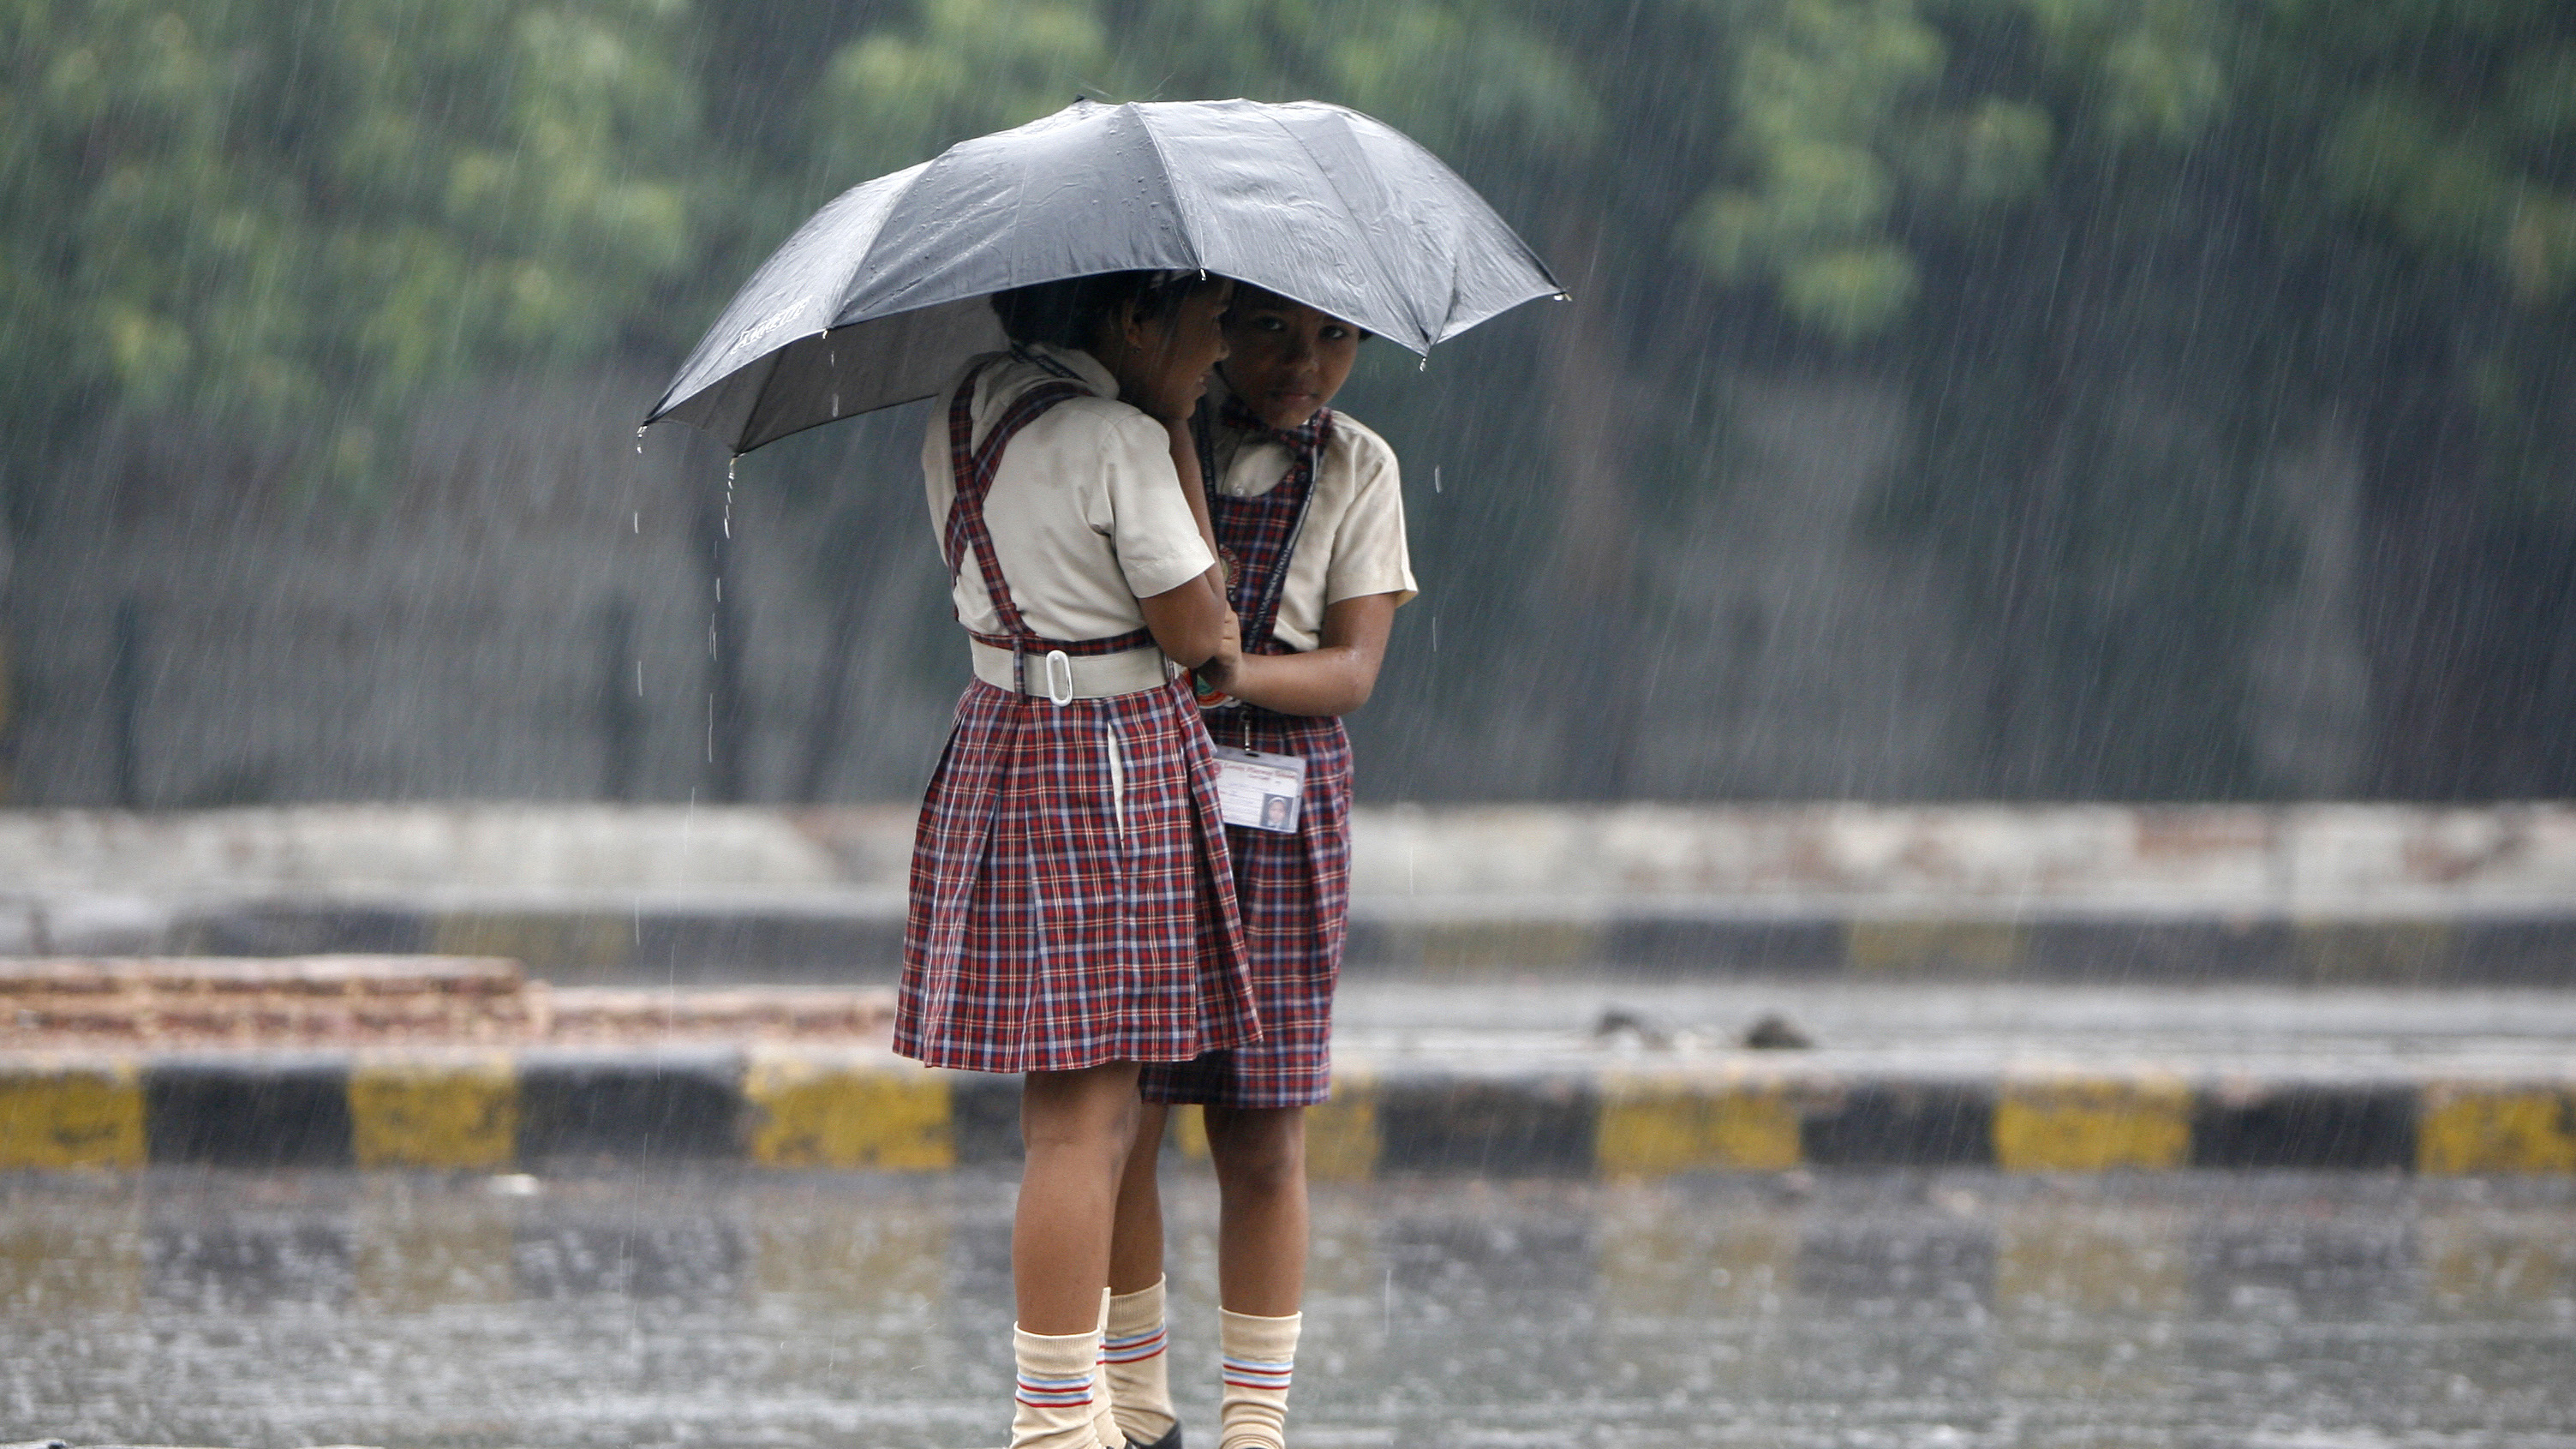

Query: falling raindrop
[1432,466,1442,494]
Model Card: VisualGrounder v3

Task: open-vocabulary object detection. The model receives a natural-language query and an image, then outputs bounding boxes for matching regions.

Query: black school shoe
[1127,1427,1182,1449]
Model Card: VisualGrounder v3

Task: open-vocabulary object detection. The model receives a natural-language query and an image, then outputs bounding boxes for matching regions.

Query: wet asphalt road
[4,1168,2572,1449]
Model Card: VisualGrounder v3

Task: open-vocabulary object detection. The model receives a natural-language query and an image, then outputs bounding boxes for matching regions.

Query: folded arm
[1200,592,1398,717]
[1138,416,1235,667]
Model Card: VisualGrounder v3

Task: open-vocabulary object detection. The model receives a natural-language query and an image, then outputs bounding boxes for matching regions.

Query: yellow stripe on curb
[0,1059,146,1170]
[1172,1103,1211,1162]
[1846,920,2029,977]
[1307,1072,1379,1182]
[430,911,632,972]
[1417,921,1604,974]
[349,1054,519,1169]
[744,1051,953,1170]
[2418,1086,2576,1174]
[2294,919,2455,984]
[1597,1075,1802,1176]
[1993,1077,2191,1171]
[1167,1074,1378,1181]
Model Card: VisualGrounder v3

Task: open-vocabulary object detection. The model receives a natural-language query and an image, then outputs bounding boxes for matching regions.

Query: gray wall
[1,351,2380,807]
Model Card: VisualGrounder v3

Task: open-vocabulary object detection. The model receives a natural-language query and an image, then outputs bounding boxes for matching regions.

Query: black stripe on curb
[1375,1075,1598,1176]
[175,905,435,957]
[15,1052,2563,1175]
[145,1056,354,1168]
[2190,1084,2418,1170]
[949,1073,1025,1165]
[145,901,2576,984]
[1802,1082,1998,1168]
[1601,919,1848,973]
[515,1051,744,1165]
[2018,919,2296,982]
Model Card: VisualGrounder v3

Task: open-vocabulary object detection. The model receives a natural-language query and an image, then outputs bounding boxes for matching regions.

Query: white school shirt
[1205,379,1419,653]
[922,344,1215,644]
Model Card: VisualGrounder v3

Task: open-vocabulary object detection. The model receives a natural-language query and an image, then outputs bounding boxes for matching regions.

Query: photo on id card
[1211,745,1307,834]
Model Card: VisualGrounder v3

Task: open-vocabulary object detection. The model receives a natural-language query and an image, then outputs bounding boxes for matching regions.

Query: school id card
[1211,745,1307,834]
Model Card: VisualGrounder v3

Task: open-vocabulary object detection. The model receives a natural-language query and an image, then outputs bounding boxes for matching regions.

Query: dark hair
[990,270,1213,350]
[1225,283,1372,341]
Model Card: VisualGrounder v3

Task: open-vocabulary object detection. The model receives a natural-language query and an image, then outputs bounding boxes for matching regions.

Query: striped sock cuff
[1101,1324,1168,1363]
[1016,1368,1095,1408]
[1220,1354,1294,1392]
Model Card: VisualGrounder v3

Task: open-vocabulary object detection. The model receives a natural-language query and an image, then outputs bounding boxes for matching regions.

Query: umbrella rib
[1261,107,1436,352]
[1127,103,1204,274]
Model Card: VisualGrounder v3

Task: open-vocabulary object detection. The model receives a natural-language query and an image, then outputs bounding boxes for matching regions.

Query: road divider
[3,1050,2567,1177]
[46,901,2572,983]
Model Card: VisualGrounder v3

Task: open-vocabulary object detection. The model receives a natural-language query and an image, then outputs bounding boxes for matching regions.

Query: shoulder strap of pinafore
[943,354,1157,666]
[1204,397,1332,654]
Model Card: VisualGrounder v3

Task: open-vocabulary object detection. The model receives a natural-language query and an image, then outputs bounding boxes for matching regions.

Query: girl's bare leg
[1204,1105,1307,1315]
[1017,1062,1145,1333]
[1109,1101,1171,1294]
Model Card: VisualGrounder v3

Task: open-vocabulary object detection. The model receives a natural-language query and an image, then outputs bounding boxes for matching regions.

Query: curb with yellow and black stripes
[169,900,2576,984]
[1,1051,2569,1176]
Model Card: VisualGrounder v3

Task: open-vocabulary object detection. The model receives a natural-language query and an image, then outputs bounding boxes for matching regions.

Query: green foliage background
[6,0,2574,798]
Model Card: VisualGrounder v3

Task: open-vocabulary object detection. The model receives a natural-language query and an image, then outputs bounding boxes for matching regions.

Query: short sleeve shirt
[923,344,1215,643]
[1206,380,1418,653]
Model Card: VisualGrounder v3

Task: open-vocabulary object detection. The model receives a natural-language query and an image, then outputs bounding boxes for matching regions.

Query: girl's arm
[1138,416,1235,667]
[1163,416,1227,584]
[1202,592,1398,717]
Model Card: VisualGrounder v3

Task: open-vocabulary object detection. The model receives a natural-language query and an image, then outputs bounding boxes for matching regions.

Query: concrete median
[3,1045,2568,1177]
[14,803,2576,984]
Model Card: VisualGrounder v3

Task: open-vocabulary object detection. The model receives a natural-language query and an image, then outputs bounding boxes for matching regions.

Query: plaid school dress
[1140,398,1354,1110]
[895,358,1258,1075]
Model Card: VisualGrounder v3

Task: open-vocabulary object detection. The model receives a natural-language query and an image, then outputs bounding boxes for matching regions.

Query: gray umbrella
[644,98,1562,454]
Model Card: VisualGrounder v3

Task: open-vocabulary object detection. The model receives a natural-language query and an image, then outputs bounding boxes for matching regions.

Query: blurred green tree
[8,0,2575,800]
[1638,0,2576,795]
[0,0,704,494]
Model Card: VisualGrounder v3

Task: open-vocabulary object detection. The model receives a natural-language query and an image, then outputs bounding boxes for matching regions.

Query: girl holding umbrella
[1097,287,1411,1449]
[897,266,1261,1449]
[643,99,1557,1449]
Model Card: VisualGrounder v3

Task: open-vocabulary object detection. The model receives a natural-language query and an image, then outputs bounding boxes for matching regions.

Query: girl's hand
[1198,608,1244,692]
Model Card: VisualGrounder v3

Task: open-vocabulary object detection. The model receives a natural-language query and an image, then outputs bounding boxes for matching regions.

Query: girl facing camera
[1102,284,1417,1449]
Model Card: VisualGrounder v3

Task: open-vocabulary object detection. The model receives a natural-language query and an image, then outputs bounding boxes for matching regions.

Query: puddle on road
[3,1170,2572,1448]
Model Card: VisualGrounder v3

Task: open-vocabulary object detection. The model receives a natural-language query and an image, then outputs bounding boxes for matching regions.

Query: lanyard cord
[1193,401,1321,650]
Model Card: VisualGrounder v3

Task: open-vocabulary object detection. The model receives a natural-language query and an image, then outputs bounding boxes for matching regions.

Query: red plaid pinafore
[894,358,1258,1075]
[1140,398,1354,1110]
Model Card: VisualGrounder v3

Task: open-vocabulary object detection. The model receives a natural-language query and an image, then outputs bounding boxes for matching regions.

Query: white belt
[971,639,1173,703]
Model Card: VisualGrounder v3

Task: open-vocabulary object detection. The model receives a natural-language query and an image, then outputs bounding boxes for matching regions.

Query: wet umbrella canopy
[643,98,1562,454]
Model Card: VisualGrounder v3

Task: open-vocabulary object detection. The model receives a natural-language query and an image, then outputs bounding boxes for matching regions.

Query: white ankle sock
[1089,1288,1121,1449]
[1103,1278,1175,1446]
[1012,1323,1107,1449]
[1216,1308,1300,1449]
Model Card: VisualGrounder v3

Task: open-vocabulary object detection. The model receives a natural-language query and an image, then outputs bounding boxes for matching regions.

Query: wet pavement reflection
[4,1169,2572,1448]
